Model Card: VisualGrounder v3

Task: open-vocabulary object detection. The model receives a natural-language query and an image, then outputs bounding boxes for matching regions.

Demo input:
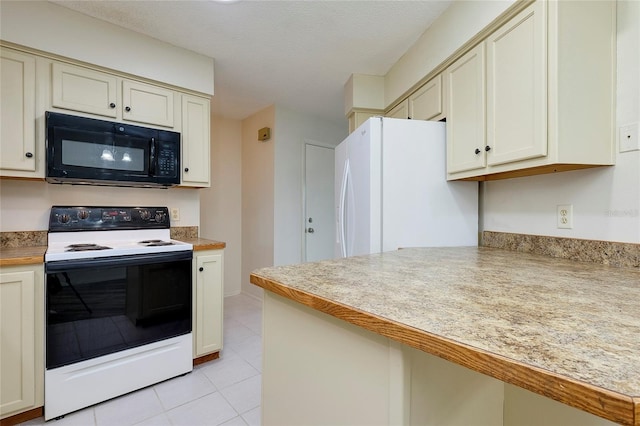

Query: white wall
[0,181,199,231]
[386,0,639,244]
[200,116,243,296]
[483,0,640,244]
[0,1,214,95]
[273,106,346,267]
[241,106,275,299]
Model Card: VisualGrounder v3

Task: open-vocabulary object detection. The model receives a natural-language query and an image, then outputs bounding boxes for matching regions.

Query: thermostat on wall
[258,127,271,141]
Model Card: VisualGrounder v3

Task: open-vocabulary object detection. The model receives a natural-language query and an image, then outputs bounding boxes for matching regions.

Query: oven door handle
[45,250,193,273]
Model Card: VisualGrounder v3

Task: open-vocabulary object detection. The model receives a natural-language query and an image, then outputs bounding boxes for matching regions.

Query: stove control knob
[58,214,71,224]
[78,210,90,220]
[139,210,151,220]
[155,212,166,223]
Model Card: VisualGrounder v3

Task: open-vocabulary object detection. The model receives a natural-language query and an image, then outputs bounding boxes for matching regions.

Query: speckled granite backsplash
[170,226,198,240]
[1,227,199,248]
[482,231,639,268]
[1,231,47,248]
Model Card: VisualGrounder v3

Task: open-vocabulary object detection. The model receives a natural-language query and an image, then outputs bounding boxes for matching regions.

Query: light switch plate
[619,123,639,153]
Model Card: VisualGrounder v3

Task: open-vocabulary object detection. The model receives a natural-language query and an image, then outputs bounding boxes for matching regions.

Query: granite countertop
[250,246,640,425]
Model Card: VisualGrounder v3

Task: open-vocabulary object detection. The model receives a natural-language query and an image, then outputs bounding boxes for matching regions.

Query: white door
[304,144,335,262]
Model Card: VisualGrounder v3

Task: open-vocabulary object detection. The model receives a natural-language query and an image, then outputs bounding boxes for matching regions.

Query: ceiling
[49,0,452,127]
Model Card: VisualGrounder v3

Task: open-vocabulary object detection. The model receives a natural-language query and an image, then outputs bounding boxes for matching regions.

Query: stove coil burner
[65,244,112,252]
[139,239,175,247]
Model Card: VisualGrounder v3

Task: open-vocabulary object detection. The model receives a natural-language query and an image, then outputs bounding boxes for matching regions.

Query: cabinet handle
[125,106,131,112]
[474,148,481,155]
[184,168,189,172]
[109,103,116,108]
[485,145,491,152]
[25,152,33,158]
[199,267,204,272]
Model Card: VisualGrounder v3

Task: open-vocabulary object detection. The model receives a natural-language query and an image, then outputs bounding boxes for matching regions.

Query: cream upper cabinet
[0,48,37,175]
[0,265,44,420]
[51,62,176,128]
[445,43,486,174]
[193,250,224,357]
[386,100,409,119]
[52,62,118,118]
[348,110,380,133]
[447,0,615,180]
[181,94,211,187]
[486,1,546,167]
[409,75,443,121]
[122,80,174,128]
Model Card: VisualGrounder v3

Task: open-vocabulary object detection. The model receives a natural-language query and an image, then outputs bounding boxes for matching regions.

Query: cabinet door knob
[125,106,131,112]
[109,103,116,108]
[25,152,33,158]
[184,168,189,172]
[474,148,481,155]
[485,145,492,152]
[199,267,204,272]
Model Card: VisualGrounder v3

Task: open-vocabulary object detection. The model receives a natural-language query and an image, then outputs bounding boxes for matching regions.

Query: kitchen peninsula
[251,247,640,426]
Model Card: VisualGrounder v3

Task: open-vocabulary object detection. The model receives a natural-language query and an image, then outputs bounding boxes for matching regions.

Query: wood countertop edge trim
[193,242,226,251]
[0,256,44,267]
[250,273,637,426]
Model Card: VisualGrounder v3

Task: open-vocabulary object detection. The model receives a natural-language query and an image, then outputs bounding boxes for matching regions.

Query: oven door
[45,251,192,370]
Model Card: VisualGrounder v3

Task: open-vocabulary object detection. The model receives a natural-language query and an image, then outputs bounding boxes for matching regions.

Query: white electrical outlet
[619,123,639,153]
[557,204,573,229]
[170,208,180,221]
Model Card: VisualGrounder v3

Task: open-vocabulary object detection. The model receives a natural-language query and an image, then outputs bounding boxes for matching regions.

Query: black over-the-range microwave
[46,111,181,188]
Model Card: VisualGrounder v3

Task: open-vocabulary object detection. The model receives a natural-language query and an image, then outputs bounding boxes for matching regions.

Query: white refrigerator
[335,117,478,258]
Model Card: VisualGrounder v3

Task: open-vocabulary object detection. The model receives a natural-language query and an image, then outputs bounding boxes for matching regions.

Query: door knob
[307,227,314,233]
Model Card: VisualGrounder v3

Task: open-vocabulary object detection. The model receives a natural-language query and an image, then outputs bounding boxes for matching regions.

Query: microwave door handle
[149,137,157,175]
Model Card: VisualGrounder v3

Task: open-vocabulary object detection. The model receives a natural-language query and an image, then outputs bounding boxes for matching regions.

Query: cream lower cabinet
[193,250,224,358]
[0,48,38,178]
[446,0,615,181]
[0,264,44,420]
[181,94,211,187]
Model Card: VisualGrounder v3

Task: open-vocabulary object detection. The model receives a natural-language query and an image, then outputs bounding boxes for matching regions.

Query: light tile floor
[22,294,263,426]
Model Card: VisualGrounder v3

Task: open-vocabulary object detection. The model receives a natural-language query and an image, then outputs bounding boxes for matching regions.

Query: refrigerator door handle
[339,159,350,258]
